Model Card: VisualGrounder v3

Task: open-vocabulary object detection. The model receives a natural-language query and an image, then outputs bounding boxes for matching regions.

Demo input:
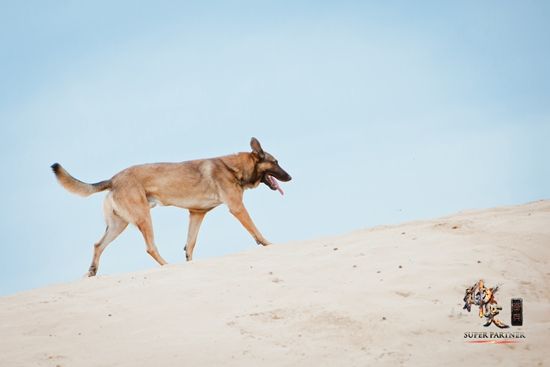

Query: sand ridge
[1,200,549,366]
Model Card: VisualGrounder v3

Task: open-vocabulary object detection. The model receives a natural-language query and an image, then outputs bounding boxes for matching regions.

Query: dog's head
[250,137,292,194]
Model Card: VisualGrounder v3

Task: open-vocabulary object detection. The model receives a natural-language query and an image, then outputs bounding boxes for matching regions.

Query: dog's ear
[250,137,265,159]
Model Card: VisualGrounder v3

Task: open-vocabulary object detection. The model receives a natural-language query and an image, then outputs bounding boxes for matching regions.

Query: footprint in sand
[395,291,412,298]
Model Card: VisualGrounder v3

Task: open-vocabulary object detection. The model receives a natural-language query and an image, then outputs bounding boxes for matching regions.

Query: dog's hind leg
[184,210,207,261]
[136,214,168,266]
[110,184,168,267]
[88,198,128,277]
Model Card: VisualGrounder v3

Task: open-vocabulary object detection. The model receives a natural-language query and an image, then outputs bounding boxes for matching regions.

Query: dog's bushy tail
[51,163,112,197]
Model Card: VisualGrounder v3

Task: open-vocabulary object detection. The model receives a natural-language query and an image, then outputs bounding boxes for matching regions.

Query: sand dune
[1,200,549,366]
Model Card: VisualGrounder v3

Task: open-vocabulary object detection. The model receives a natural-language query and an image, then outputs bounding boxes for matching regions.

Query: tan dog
[51,137,292,276]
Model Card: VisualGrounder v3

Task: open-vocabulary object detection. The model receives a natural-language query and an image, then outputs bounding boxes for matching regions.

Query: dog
[51,137,292,276]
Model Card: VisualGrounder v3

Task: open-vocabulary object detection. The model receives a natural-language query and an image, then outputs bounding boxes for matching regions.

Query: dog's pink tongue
[270,176,284,196]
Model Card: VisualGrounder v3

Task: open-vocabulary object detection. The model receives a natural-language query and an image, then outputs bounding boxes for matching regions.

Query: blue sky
[1,1,549,295]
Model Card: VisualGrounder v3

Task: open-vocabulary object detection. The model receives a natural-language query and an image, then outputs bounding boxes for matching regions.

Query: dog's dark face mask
[250,137,292,195]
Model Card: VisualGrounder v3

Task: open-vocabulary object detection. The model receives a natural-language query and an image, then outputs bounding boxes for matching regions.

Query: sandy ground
[1,200,549,366]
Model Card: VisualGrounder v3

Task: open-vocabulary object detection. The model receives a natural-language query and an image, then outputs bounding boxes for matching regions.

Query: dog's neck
[219,152,261,189]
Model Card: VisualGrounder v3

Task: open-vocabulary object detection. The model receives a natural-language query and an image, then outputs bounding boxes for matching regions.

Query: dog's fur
[51,137,291,276]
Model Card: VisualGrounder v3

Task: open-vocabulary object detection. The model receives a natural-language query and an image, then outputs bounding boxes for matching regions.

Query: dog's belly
[144,160,224,210]
[169,197,222,210]
[148,195,222,210]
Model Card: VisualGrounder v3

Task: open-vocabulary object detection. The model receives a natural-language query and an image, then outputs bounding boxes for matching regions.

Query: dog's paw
[84,266,97,278]
[256,239,272,246]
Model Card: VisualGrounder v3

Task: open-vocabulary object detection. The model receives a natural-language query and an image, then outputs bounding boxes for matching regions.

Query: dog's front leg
[228,203,272,246]
[185,210,207,261]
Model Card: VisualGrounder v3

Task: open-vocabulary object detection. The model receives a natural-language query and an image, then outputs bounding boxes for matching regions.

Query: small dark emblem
[511,298,523,326]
